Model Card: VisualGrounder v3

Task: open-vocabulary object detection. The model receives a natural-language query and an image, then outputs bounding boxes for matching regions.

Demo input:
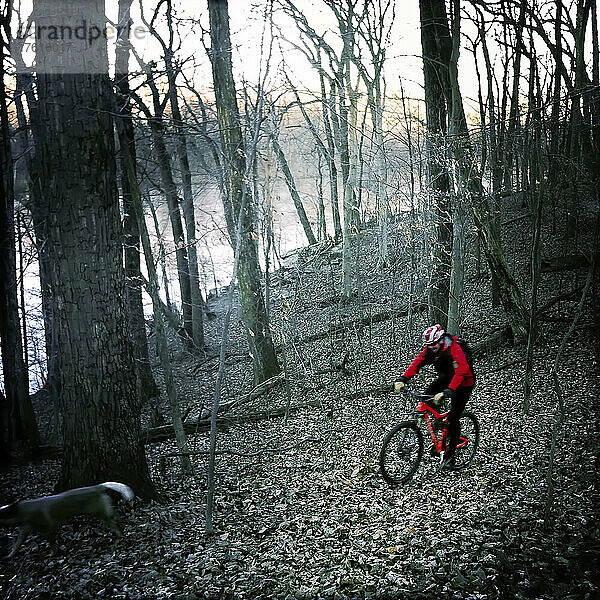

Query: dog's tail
[100,482,135,501]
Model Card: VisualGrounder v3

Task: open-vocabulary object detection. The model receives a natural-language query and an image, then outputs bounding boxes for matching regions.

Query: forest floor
[1,204,599,600]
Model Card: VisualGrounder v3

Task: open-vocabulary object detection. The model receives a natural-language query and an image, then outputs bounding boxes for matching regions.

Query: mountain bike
[379,388,480,486]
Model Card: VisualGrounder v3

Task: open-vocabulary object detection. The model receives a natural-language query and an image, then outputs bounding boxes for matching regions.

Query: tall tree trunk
[339,12,360,300]
[34,0,154,497]
[149,118,195,346]
[448,198,466,333]
[341,79,358,300]
[115,0,159,401]
[523,54,543,415]
[548,0,564,225]
[17,213,28,388]
[12,51,59,405]
[373,91,389,268]
[319,68,342,241]
[124,142,193,477]
[0,4,39,456]
[163,28,205,348]
[269,131,317,245]
[0,389,9,463]
[593,0,599,88]
[445,0,529,341]
[400,82,418,332]
[337,6,359,230]
[572,0,593,160]
[504,0,527,194]
[477,11,503,199]
[419,0,453,327]
[523,177,543,413]
[148,196,173,310]
[591,0,600,183]
[262,156,275,319]
[208,0,280,384]
[316,153,326,240]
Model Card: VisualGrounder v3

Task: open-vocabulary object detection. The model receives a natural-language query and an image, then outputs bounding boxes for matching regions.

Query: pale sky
[12,0,588,116]
[12,1,426,100]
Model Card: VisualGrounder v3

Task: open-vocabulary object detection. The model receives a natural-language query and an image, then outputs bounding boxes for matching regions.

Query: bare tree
[352,0,395,267]
[267,105,317,245]
[427,0,530,341]
[139,0,205,349]
[114,0,160,401]
[419,0,453,328]
[208,0,280,384]
[34,0,155,496]
[128,48,197,349]
[278,1,347,241]
[0,0,39,457]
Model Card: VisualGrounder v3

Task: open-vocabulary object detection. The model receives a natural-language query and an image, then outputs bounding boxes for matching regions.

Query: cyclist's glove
[393,376,408,393]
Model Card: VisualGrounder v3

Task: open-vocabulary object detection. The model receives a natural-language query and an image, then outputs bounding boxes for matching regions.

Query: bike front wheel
[453,411,480,469]
[379,421,424,485]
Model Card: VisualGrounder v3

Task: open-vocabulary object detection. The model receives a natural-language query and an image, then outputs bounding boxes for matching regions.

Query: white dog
[0,482,134,558]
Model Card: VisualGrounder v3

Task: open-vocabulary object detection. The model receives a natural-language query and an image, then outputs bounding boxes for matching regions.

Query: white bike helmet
[423,324,444,346]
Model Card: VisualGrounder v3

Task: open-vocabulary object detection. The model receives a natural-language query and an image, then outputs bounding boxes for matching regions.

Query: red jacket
[402,335,475,390]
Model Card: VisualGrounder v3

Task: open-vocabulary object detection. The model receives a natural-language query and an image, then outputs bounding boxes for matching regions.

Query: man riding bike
[394,324,475,471]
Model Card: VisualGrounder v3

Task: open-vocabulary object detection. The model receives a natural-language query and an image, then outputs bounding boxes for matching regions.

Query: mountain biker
[394,324,475,471]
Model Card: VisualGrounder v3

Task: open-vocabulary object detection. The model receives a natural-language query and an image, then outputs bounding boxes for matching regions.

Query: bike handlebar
[399,387,434,401]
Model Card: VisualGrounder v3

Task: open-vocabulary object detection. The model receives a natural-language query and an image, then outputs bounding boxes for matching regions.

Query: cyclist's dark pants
[425,378,473,460]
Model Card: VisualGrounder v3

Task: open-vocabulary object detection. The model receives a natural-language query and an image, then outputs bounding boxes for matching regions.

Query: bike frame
[414,400,469,454]
[415,401,447,454]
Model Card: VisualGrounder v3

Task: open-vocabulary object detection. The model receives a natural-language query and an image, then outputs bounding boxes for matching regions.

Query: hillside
[1,198,598,600]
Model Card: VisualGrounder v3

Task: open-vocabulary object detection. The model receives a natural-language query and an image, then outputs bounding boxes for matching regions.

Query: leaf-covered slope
[1,212,598,599]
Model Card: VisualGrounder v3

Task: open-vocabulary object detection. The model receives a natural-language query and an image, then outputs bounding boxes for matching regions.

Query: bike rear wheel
[379,421,424,485]
[453,411,479,469]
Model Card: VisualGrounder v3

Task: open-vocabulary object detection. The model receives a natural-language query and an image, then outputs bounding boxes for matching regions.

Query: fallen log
[294,303,428,346]
[537,285,584,314]
[162,435,322,459]
[541,254,592,272]
[192,304,428,371]
[213,373,284,415]
[142,399,323,445]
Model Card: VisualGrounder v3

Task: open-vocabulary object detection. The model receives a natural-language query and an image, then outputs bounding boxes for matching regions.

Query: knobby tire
[453,411,480,469]
[379,421,424,486]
